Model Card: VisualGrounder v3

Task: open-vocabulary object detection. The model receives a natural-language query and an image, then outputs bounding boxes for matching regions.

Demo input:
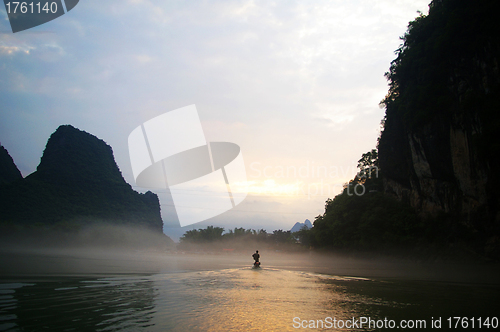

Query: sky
[0,0,430,240]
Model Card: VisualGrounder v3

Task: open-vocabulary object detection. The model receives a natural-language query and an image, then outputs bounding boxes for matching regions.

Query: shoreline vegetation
[176,223,498,264]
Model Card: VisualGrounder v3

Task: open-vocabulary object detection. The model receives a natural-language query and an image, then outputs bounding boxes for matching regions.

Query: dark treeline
[178,226,303,252]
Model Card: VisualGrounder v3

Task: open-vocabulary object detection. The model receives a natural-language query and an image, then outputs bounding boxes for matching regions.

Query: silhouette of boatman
[252,250,260,267]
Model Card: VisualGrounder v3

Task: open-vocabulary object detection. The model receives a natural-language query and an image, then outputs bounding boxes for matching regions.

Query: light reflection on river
[0,267,499,331]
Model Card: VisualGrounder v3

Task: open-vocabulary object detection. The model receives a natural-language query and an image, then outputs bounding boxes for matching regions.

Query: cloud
[0,45,29,55]
[0,41,35,55]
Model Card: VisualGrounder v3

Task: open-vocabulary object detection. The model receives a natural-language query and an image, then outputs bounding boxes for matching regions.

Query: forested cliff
[307,0,500,259]
[378,0,500,254]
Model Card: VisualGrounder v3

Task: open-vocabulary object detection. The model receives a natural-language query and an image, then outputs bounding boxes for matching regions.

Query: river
[0,250,499,331]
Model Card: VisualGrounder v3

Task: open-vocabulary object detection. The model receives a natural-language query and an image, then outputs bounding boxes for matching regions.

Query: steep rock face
[0,125,164,233]
[0,145,22,185]
[382,111,491,222]
[33,125,126,186]
[378,0,500,248]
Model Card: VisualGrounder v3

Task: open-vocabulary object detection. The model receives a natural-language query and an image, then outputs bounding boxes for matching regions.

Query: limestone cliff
[378,0,500,254]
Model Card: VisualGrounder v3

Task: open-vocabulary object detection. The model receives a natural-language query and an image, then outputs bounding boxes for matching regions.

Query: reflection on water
[151,269,371,331]
[0,277,157,331]
[1,268,499,331]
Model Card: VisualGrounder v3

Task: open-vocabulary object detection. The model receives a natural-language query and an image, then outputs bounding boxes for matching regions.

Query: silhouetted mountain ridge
[31,125,126,186]
[0,145,22,186]
[0,125,166,238]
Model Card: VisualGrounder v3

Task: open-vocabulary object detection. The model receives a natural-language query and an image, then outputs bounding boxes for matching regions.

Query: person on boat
[252,250,260,266]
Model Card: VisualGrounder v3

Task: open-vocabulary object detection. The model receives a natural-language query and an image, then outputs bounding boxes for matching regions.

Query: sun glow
[231,179,302,196]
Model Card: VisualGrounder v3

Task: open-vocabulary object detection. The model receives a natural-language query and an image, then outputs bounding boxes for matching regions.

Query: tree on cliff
[356,149,379,181]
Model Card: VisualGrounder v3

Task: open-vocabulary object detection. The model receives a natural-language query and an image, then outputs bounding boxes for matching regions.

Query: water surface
[1,265,499,331]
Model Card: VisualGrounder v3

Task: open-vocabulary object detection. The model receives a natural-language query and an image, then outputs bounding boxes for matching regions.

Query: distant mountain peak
[290,219,312,233]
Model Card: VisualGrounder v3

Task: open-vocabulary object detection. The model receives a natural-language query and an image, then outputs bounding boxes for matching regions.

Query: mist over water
[1,238,499,331]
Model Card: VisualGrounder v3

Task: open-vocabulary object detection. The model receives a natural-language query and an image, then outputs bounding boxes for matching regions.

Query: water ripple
[0,268,498,331]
